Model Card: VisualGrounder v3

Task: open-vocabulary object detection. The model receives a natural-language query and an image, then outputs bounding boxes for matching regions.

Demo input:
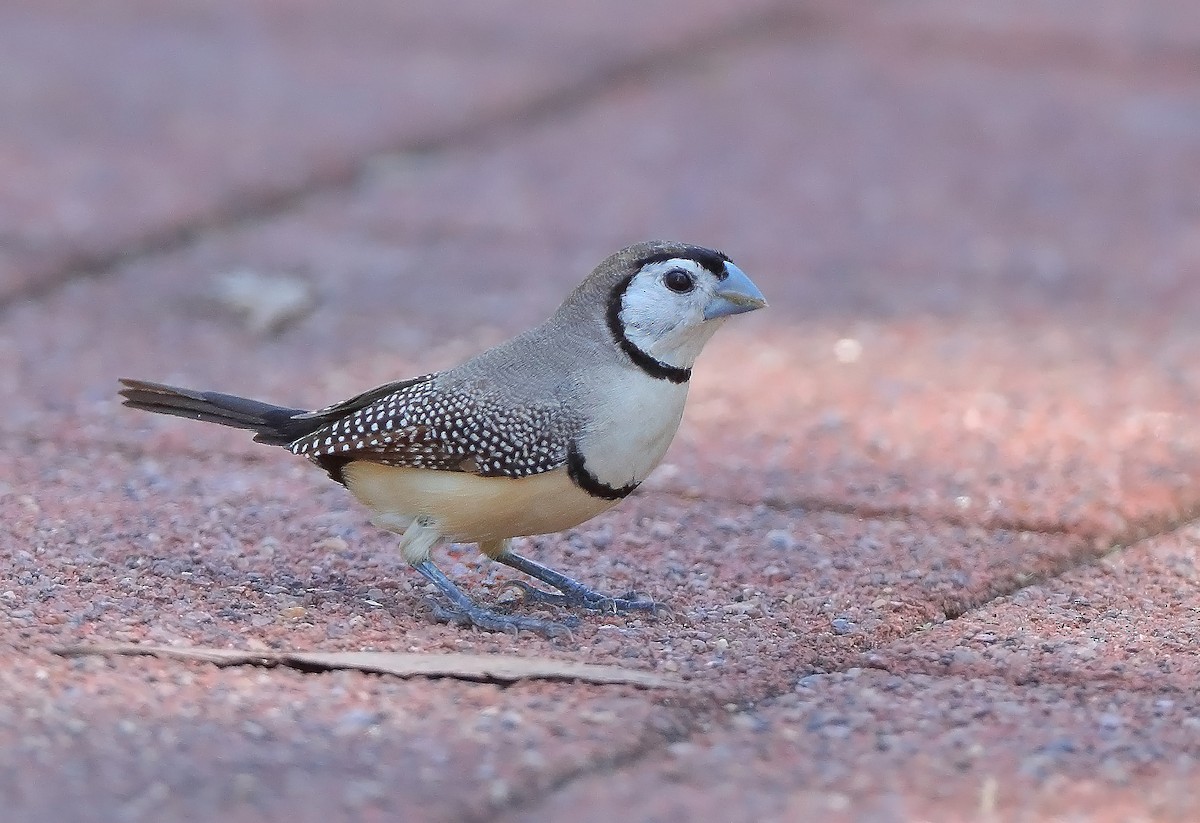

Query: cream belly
[343,462,619,545]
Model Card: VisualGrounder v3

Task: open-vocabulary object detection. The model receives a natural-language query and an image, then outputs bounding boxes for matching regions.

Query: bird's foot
[502,579,664,615]
[415,559,577,638]
[429,599,578,639]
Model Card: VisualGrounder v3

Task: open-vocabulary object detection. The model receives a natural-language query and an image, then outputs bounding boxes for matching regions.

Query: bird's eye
[663,269,695,294]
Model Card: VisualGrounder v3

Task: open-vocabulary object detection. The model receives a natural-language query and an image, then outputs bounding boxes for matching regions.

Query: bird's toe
[429,598,577,639]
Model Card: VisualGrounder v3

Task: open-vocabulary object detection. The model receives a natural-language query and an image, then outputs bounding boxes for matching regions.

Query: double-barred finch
[119,241,767,637]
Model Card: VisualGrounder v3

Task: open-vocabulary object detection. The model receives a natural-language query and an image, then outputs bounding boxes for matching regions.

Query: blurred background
[3,0,1198,308]
[3,0,1199,531]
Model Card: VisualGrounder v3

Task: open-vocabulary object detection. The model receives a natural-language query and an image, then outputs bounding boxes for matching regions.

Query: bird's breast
[572,371,689,490]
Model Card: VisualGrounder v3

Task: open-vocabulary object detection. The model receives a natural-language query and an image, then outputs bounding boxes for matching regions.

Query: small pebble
[766,529,797,550]
[831,618,857,635]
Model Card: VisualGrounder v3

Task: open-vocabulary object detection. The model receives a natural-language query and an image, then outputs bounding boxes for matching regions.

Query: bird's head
[579,241,766,379]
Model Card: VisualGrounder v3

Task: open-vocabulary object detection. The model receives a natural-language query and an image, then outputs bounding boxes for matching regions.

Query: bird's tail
[118,378,320,446]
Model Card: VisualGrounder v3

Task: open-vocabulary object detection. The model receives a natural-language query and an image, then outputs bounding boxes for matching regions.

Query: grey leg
[494,551,662,614]
[414,560,576,638]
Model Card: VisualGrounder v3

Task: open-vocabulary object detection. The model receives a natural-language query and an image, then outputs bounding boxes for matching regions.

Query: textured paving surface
[2,1,1200,821]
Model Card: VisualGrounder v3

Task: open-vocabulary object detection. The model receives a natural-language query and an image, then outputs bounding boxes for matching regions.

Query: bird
[119,241,767,636]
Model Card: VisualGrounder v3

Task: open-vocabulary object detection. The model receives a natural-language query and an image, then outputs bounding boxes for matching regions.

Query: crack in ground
[654,486,1078,536]
[875,15,1200,84]
[463,701,710,823]
[853,659,1200,698]
[644,489,1200,626]
[0,4,805,318]
[926,502,1200,624]
[480,507,1200,818]
[490,649,1200,819]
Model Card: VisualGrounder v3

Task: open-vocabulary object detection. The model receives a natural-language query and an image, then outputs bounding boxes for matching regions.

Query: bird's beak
[704,262,768,320]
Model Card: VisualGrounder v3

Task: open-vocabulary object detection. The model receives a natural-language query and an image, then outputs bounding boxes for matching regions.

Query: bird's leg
[399,522,574,637]
[413,560,577,638]
[493,549,662,614]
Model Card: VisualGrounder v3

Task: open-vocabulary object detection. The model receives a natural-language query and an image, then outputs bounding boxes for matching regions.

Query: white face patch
[619,258,726,369]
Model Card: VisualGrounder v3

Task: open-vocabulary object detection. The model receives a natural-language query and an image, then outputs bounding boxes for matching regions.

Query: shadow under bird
[119,241,767,636]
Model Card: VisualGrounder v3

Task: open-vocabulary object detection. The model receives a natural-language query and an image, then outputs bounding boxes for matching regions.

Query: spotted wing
[288,377,573,479]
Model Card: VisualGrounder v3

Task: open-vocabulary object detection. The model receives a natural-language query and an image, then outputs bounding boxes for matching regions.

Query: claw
[415,559,575,639]
[499,579,569,606]
[494,550,668,617]
[501,577,662,614]
[429,598,575,639]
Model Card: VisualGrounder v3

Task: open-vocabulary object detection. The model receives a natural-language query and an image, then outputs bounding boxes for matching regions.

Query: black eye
[663,269,695,293]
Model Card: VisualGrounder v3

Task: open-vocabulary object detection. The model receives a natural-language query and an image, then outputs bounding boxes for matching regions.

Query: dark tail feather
[118,378,319,446]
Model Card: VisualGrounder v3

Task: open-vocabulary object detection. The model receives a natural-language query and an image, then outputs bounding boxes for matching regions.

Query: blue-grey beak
[704,262,768,320]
